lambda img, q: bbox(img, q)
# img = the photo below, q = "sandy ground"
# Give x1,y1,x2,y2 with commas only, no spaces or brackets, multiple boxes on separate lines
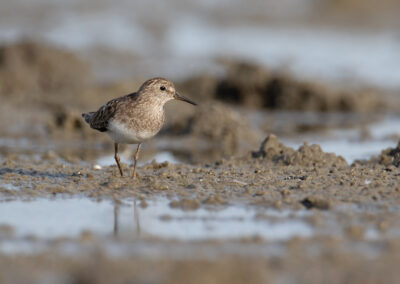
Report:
1,41,400,283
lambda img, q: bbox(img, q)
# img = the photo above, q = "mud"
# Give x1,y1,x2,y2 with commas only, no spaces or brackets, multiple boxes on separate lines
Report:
1,135,399,208
0,41,400,283
1,137,400,283
0,41,389,114
1,241,400,284
0,41,91,105
364,141,400,167
179,61,386,112
252,134,347,167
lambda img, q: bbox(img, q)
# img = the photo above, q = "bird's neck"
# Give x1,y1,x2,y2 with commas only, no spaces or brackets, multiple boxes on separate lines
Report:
134,96,165,120
137,95,168,111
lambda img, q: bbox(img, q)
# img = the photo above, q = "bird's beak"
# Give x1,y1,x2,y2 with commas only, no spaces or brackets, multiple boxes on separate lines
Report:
174,92,197,105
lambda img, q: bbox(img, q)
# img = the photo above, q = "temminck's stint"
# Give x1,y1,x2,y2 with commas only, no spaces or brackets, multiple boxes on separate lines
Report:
82,77,197,177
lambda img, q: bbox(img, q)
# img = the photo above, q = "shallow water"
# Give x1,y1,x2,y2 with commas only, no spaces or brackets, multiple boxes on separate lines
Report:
283,116,400,163
0,196,398,248
96,151,180,167
0,198,312,241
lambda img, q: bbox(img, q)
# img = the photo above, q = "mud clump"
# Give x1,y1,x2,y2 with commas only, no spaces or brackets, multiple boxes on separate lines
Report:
49,108,85,132
0,225,15,239
301,196,331,210
252,134,347,167
178,74,218,102
371,141,400,167
190,103,249,155
164,102,258,161
202,194,228,205
0,41,91,101
170,198,201,211
358,140,400,167
180,61,384,112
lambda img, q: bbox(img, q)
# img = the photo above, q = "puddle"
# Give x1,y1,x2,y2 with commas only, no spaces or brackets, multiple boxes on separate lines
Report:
0,197,399,259
138,205,313,241
0,199,114,238
0,198,312,241
283,139,395,164
1,197,397,243
0,183,20,191
283,116,400,163
96,151,180,167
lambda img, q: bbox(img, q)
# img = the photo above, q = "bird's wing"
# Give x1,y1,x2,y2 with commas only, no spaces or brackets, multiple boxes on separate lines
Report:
89,93,134,132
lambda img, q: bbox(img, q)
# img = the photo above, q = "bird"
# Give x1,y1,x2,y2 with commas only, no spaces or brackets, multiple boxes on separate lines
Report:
82,77,196,178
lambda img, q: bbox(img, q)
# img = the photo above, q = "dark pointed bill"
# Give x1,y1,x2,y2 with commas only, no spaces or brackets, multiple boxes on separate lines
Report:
174,92,197,105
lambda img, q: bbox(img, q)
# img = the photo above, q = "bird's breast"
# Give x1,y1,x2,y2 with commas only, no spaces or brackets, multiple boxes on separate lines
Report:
107,106,165,144
107,119,159,144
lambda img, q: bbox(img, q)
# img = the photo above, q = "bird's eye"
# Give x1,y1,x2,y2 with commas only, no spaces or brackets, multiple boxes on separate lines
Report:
160,86,166,91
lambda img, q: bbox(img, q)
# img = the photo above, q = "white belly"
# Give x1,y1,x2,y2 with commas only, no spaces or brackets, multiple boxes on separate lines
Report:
107,120,156,144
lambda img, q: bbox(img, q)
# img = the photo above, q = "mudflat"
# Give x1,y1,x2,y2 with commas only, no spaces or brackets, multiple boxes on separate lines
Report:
1,41,400,284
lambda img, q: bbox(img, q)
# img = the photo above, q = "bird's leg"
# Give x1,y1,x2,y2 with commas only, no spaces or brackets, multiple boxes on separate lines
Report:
132,143,142,178
114,143,124,177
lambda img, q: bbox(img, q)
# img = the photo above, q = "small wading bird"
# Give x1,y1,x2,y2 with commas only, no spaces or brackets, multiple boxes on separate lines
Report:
82,78,196,177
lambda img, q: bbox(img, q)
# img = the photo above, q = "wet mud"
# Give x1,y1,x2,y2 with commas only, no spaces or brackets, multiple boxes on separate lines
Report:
2,134,399,207
1,134,400,283
1,41,400,283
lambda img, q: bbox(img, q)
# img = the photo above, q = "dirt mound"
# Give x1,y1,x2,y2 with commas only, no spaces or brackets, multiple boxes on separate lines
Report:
190,103,248,145
161,102,259,162
252,134,347,167
179,61,384,112
0,41,91,100
47,107,86,133
367,141,400,167
183,103,256,156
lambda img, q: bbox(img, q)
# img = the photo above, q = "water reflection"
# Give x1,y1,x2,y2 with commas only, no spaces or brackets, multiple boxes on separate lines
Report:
0,197,314,241
133,199,141,237
113,199,141,238
1,196,398,245
113,202,119,237
0,196,399,256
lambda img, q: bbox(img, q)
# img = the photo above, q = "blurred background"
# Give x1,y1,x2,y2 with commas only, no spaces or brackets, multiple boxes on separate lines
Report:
1,0,400,165
0,0,399,161
1,1,400,283
1,0,400,86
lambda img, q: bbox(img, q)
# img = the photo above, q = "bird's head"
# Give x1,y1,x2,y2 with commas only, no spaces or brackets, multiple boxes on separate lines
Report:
138,77,197,106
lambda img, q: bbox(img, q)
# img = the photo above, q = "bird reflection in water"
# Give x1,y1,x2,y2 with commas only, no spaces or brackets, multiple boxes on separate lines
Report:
113,196,141,238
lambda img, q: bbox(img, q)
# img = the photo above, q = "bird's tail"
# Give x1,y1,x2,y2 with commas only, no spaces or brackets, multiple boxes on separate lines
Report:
82,112,95,124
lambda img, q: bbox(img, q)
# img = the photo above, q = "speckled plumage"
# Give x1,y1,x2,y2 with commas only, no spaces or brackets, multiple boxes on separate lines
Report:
82,77,196,177
83,91,165,143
